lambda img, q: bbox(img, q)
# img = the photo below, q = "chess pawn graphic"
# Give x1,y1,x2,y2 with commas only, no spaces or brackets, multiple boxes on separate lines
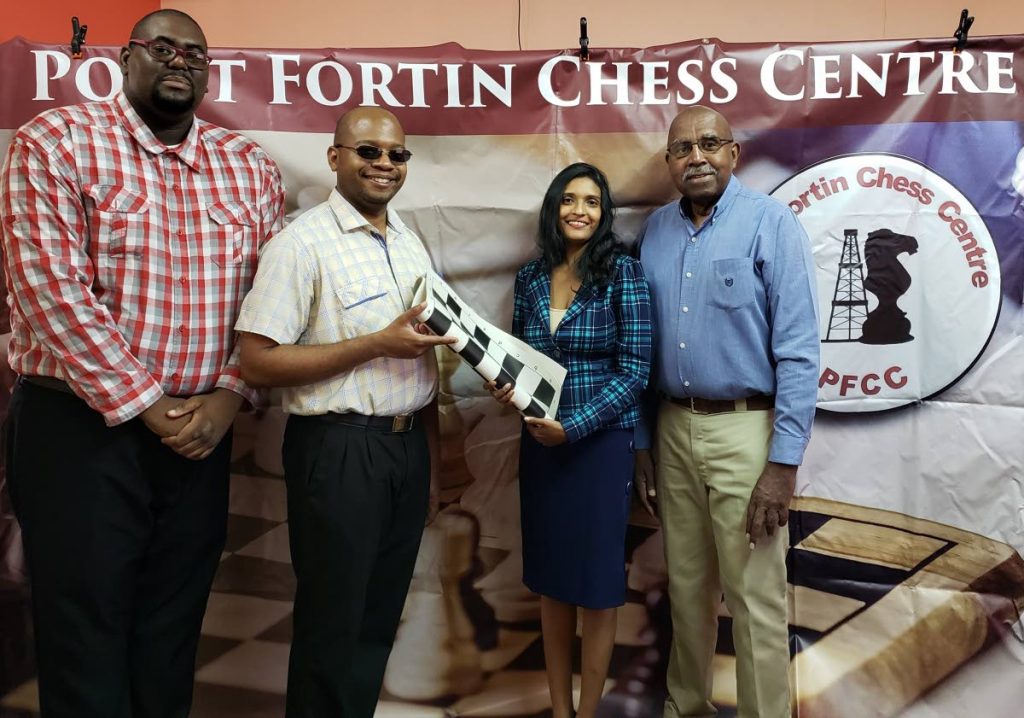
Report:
384,510,484,700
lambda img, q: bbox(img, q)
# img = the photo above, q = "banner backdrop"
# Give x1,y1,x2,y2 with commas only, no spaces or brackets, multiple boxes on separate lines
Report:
1,34,1023,718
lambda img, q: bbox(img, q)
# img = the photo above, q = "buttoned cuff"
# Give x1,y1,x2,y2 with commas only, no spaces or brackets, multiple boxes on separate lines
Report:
768,432,807,466
99,379,165,426
561,414,585,444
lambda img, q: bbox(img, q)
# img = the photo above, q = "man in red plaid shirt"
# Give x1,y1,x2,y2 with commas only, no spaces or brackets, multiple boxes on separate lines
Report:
0,9,284,717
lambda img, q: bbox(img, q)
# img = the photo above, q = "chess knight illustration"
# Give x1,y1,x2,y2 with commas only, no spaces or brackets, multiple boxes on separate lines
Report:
859,228,919,345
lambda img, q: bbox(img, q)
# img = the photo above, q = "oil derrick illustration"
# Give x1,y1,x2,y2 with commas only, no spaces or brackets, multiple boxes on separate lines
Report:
824,229,868,342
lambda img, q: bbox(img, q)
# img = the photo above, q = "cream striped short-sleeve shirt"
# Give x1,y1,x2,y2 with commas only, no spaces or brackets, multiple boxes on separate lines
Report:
236,189,438,416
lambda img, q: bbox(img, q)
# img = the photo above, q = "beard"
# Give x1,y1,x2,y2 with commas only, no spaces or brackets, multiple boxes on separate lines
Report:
150,82,197,114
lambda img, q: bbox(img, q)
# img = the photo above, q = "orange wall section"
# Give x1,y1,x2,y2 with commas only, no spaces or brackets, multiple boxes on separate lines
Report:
2,1,160,44
165,0,1024,49
5,2,1023,50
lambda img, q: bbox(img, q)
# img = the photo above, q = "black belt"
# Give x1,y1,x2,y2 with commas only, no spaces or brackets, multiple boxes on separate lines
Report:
317,411,416,433
21,375,74,394
662,393,775,414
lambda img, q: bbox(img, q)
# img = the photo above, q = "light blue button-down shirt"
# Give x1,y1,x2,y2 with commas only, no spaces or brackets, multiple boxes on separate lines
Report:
634,176,819,465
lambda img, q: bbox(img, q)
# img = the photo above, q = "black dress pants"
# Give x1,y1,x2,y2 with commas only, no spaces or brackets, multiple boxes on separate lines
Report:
282,413,430,718
5,379,230,718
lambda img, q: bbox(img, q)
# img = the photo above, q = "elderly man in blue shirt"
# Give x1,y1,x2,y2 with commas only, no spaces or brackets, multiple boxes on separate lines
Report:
634,106,819,718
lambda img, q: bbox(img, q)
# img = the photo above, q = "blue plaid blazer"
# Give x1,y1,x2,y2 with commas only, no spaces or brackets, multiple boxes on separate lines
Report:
513,254,652,443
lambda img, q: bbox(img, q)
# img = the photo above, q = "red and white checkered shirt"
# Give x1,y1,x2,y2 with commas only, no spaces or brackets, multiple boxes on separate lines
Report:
0,92,285,425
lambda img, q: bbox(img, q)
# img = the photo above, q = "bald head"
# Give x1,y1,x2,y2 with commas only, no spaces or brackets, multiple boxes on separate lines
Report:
665,106,739,215
328,107,409,226
334,107,404,146
668,106,731,144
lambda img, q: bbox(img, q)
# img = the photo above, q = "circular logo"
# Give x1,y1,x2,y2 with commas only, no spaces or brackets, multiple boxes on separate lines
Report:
771,153,1001,413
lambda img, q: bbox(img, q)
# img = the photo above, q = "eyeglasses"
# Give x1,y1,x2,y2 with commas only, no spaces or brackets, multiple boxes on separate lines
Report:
332,144,413,164
129,39,211,70
667,137,734,159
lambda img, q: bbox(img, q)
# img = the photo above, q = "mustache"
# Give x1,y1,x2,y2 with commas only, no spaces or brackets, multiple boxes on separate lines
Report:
684,164,717,179
161,71,193,86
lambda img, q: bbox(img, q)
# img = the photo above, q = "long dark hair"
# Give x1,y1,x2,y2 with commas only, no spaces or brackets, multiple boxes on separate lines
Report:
537,162,621,287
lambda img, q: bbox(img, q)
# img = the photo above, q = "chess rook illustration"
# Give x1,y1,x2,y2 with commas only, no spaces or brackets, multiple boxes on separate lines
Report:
859,228,919,345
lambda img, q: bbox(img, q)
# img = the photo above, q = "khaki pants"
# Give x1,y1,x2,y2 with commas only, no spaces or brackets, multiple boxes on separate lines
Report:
656,401,790,718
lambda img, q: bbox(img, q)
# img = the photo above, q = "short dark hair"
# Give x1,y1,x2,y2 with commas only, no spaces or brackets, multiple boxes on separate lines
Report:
537,162,621,287
129,9,204,44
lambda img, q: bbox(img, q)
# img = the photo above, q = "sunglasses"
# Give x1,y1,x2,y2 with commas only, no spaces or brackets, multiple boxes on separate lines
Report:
333,144,413,164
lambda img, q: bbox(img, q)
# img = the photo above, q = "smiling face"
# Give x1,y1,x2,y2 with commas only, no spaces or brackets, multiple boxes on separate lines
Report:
120,12,209,120
328,108,408,220
558,176,602,246
666,107,740,213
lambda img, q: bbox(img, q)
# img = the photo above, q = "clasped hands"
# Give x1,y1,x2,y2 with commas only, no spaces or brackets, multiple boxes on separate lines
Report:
140,388,244,460
483,380,567,447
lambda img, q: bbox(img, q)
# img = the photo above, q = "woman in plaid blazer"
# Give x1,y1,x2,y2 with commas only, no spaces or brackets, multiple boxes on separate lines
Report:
487,162,652,718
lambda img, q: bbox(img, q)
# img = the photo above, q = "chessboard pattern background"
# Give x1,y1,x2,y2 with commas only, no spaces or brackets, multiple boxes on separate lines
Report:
2,407,1024,717
0,410,684,718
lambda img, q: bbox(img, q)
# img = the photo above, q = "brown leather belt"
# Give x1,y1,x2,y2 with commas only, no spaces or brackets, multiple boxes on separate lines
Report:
21,375,74,394
662,393,775,414
319,411,416,433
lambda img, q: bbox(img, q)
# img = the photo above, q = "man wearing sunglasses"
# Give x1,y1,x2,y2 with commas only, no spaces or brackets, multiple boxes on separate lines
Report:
633,106,819,718
236,106,455,718
0,9,284,717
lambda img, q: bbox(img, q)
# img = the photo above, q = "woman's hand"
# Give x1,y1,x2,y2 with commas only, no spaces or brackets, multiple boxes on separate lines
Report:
523,417,567,447
483,380,515,405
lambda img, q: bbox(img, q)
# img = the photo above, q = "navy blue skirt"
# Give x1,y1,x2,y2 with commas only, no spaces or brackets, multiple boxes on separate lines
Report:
518,427,633,609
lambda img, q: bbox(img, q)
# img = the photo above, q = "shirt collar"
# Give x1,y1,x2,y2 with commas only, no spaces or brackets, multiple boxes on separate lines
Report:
114,92,204,171
327,188,410,239
678,174,741,225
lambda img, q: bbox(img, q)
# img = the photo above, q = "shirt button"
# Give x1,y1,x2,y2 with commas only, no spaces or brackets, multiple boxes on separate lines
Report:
178,325,186,333
179,277,186,285
689,237,697,243
682,306,689,313
679,342,686,349
171,372,181,381
684,380,690,387
685,272,693,278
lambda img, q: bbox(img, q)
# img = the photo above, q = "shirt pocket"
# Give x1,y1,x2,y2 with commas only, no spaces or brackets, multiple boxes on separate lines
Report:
86,184,149,260
709,257,756,310
337,276,391,334
205,201,258,269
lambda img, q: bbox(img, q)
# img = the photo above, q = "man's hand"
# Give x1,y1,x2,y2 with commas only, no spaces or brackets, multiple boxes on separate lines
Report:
633,448,658,517
745,461,797,547
161,389,244,460
139,395,192,439
522,417,567,447
376,304,457,359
